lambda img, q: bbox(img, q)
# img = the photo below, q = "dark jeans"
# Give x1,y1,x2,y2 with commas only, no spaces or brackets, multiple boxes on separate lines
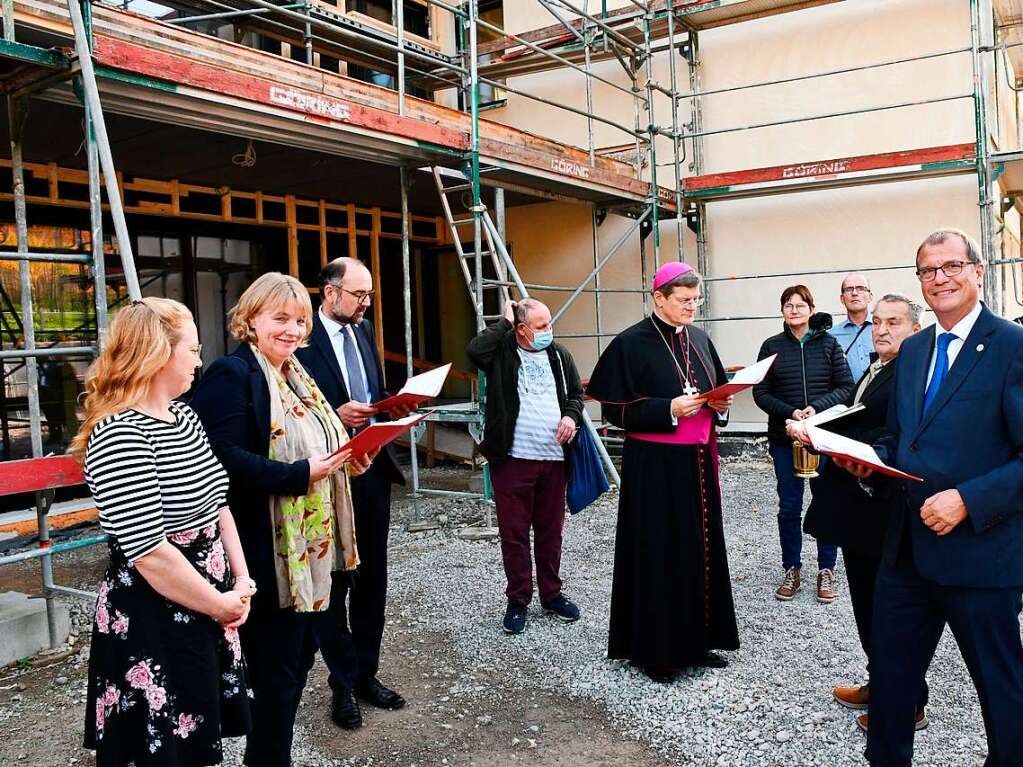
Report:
241,599,333,767
768,438,837,572
316,459,393,691
844,548,927,708
866,553,1023,767
490,457,567,606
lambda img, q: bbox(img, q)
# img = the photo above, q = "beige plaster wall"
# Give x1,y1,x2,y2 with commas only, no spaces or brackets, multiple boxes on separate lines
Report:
491,0,1007,431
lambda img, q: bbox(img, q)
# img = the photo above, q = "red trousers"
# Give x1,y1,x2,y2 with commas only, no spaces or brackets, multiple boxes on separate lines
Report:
490,457,567,606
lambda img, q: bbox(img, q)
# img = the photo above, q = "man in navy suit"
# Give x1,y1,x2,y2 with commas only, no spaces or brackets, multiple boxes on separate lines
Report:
296,257,409,730
838,229,1023,766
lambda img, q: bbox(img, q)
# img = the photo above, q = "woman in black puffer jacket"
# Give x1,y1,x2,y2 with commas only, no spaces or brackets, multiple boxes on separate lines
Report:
753,284,854,605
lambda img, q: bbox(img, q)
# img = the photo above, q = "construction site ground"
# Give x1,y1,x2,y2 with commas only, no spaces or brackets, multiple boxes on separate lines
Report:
0,459,995,767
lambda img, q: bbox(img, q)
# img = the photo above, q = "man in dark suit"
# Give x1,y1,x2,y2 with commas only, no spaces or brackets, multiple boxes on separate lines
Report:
838,229,1023,767
794,293,925,726
295,257,409,730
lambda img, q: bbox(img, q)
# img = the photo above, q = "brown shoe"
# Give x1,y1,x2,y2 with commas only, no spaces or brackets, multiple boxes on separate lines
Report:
817,569,837,604
856,708,929,733
775,567,801,601
833,684,869,710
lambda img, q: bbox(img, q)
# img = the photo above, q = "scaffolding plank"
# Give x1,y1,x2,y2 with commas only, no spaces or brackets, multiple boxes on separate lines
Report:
0,455,83,496
0,36,68,68
993,149,1023,208
12,0,676,208
474,0,842,79
684,144,977,202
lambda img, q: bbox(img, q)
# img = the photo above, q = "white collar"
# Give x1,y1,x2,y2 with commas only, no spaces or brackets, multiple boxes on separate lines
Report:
936,301,982,341
652,309,685,334
319,307,349,336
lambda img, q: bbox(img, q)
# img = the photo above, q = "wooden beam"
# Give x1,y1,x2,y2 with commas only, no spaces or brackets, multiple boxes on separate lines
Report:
285,194,299,277
347,203,358,259
370,208,384,367
0,456,83,496
319,199,328,267
684,144,977,193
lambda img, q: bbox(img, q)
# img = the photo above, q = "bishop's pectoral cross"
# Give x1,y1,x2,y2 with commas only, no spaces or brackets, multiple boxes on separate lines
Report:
683,381,700,397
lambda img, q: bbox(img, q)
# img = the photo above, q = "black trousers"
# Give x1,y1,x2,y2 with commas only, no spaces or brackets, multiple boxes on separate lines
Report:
866,554,1023,767
844,548,928,708
315,459,393,690
241,600,337,767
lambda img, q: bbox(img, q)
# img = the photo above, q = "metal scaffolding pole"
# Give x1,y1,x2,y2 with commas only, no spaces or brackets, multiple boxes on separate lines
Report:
972,0,999,310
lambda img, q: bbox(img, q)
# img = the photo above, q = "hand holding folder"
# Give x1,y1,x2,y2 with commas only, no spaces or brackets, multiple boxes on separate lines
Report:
702,354,777,400
332,412,430,461
804,424,923,482
372,363,452,415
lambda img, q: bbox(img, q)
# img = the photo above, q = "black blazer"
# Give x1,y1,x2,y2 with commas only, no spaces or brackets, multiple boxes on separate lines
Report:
294,313,405,486
189,343,311,610
803,359,897,559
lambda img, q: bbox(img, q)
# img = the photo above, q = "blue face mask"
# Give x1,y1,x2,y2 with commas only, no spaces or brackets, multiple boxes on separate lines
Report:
529,328,554,351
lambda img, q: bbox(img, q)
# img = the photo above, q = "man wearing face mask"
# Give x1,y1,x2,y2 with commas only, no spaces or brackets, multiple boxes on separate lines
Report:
466,298,585,634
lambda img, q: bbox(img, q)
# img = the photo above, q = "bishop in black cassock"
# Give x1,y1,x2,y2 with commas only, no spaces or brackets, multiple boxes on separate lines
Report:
587,263,739,679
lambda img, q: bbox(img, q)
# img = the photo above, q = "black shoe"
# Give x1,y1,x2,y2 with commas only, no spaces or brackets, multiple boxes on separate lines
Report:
542,594,581,623
331,687,363,730
355,676,406,710
643,666,679,684
695,651,728,669
503,602,528,634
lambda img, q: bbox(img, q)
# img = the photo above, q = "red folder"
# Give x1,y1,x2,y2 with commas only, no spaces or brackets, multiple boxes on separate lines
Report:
804,424,923,482
371,363,452,413
812,447,924,482
332,413,430,460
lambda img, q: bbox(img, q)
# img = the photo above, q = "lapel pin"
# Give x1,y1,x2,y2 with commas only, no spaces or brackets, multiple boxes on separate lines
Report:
977,344,985,352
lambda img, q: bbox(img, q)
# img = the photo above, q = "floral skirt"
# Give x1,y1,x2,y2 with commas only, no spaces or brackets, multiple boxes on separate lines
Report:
84,523,251,766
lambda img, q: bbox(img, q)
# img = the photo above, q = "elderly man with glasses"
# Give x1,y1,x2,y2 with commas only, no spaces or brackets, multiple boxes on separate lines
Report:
296,257,411,731
830,274,875,381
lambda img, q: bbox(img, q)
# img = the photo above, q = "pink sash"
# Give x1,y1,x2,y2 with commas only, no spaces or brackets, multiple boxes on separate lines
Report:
628,408,712,445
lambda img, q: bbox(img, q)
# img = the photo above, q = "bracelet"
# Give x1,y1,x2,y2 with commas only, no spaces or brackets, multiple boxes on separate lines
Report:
233,575,256,590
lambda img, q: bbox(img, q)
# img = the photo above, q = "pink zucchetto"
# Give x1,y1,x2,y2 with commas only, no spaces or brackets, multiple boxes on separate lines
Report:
652,261,694,291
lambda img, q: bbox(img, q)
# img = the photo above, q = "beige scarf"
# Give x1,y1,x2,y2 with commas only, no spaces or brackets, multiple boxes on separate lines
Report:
251,344,359,612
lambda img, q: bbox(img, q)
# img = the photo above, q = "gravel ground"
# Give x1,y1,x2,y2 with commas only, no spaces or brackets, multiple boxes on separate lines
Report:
0,458,1002,766
386,458,992,767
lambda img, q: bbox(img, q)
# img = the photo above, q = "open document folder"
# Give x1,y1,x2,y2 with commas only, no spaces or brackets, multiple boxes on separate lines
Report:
331,412,430,461
371,363,452,413
801,403,866,427
804,424,923,482
702,354,777,400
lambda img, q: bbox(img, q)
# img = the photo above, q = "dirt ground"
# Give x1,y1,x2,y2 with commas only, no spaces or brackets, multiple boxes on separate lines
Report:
0,470,667,767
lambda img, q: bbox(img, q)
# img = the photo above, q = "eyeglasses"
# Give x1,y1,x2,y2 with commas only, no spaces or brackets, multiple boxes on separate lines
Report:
783,303,810,312
841,286,871,295
674,297,704,309
915,260,975,282
328,282,374,304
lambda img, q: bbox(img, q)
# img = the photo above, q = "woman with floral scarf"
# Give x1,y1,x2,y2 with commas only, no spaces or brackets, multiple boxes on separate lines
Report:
191,273,374,767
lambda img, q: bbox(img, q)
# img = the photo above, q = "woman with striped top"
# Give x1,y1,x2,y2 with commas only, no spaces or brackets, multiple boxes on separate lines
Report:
71,297,255,766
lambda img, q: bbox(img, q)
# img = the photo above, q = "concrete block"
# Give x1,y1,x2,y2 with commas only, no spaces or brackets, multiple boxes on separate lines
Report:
0,591,71,667
454,526,499,542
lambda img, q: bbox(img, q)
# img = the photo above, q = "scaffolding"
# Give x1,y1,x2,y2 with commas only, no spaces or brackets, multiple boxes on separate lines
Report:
1,0,1023,625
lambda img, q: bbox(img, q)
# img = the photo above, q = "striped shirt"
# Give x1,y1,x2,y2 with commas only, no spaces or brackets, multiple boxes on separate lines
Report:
510,348,563,461
84,401,229,563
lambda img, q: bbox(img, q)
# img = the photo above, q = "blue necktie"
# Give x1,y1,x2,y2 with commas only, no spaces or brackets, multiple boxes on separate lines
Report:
922,332,956,415
341,326,370,405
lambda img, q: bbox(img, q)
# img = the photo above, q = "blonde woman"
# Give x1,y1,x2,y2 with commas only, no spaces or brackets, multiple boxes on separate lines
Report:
190,272,373,767
73,297,254,766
